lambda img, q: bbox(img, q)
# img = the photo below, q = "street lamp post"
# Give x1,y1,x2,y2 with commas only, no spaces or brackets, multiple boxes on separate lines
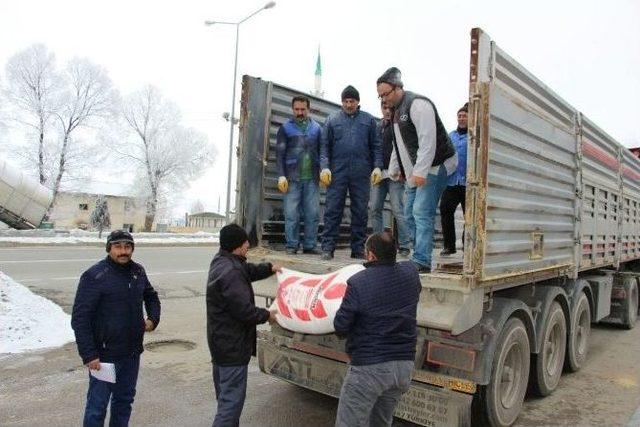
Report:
205,1,276,223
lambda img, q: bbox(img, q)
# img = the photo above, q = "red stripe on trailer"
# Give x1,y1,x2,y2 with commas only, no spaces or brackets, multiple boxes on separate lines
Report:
583,140,619,170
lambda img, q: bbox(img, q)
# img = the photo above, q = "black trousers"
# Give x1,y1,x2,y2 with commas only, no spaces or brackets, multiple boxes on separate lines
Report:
439,185,466,251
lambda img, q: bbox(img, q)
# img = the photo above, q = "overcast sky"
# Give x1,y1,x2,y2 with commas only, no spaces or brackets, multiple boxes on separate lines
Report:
1,0,639,216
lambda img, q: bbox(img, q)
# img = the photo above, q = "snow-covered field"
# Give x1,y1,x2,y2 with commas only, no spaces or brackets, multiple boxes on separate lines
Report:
0,229,219,245
0,271,75,353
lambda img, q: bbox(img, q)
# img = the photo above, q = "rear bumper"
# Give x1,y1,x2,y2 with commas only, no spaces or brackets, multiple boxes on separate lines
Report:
258,337,472,427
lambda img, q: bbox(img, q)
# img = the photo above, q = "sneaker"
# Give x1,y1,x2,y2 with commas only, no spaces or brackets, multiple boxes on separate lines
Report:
398,248,411,258
302,248,322,255
412,261,431,274
321,251,334,260
285,248,297,255
440,248,456,256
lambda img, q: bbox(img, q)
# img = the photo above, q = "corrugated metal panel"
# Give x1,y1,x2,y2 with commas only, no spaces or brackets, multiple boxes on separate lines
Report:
237,75,391,246
0,158,52,229
480,45,577,279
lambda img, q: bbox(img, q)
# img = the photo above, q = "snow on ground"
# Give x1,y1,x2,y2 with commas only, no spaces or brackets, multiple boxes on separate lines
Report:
0,229,219,245
0,271,75,353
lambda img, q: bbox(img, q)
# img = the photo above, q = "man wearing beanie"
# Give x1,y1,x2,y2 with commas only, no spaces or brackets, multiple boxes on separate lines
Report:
72,230,161,426
376,67,458,273
440,103,469,256
319,85,383,260
206,223,280,426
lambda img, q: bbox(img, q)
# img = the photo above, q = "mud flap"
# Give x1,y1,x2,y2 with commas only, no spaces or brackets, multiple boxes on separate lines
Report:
258,339,472,427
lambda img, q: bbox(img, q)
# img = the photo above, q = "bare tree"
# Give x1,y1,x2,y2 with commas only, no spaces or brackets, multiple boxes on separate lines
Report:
3,44,60,184
190,199,205,214
118,85,214,231
90,195,111,238
46,58,119,218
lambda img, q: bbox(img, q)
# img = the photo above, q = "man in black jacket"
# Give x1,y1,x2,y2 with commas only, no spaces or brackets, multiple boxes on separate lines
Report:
206,224,279,426
334,232,421,427
71,230,161,427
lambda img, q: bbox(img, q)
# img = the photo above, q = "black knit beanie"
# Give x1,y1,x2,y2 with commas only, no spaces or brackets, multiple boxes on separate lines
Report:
458,102,469,114
341,85,360,101
376,67,403,88
220,223,249,252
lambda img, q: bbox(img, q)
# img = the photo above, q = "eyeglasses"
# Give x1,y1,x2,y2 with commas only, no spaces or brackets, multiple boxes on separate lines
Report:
378,87,395,100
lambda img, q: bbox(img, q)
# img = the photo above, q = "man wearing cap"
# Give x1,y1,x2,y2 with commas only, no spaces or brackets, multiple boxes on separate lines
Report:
440,103,469,256
376,67,457,273
71,230,161,426
319,85,383,260
206,223,280,426
276,95,322,255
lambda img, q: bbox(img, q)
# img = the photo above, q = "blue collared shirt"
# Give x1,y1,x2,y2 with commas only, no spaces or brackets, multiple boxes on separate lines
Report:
447,129,468,186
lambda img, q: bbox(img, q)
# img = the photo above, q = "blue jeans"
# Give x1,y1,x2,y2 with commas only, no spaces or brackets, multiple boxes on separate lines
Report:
370,179,411,250
284,179,320,250
335,360,414,427
212,364,248,427
83,355,140,427
405,165,449,268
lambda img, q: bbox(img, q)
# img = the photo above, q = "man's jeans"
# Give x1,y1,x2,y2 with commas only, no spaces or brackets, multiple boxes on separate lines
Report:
284,179,320,251
212,364,248,427
369,178,411,250
335,360,414,427
405,165,449,268
83,354,140,427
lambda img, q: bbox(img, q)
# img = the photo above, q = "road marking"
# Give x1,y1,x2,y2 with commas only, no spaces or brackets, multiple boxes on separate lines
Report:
0,258,97,264
15,269,207,283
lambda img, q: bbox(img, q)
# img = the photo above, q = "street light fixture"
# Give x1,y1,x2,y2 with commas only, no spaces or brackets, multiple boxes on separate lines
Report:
205,1,276,223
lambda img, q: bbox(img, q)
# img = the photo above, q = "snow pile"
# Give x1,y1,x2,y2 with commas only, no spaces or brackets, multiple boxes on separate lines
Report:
0,271,75,353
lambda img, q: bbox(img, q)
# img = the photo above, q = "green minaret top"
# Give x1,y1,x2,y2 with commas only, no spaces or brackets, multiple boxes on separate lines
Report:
315,47,322,76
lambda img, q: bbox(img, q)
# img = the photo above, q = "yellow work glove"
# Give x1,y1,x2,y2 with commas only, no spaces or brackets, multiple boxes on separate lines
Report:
277,176,288,193
320,169,332,186
371,167,382,185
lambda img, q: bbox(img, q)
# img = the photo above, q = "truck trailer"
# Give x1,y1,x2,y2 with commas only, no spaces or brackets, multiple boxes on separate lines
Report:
238,28,640,426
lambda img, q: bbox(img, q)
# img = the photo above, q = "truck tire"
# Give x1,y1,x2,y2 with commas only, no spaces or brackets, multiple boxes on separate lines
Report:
565,292,590,372
531,301,566,396
475,317,530,427
622,277,638,330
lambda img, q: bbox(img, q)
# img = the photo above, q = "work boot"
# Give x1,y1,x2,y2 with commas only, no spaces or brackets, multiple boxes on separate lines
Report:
350,252,365,260
321,251,334,260
302,248,322,255
412,261,431,274
440,248,456,256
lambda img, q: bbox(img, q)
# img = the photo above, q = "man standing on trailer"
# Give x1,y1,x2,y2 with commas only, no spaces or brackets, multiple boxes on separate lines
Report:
319,85,383,260
377,67,457,273
276,95,323,255
439,102,469,256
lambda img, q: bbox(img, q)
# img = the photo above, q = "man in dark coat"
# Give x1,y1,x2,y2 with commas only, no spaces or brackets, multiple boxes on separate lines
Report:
333,231,421,426
206,223,280,426
71,230,161,427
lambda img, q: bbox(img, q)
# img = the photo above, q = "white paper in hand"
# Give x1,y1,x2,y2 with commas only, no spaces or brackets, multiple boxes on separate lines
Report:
90,363,116,383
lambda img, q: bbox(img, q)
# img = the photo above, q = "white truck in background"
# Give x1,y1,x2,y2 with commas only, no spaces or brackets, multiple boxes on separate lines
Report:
0,157,53,229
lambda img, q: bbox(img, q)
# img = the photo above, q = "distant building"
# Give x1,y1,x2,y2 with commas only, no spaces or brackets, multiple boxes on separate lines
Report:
187,212,226,232
49,190,146,232
311,46,324,98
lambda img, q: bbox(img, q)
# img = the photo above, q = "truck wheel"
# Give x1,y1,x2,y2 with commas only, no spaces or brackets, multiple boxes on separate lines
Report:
476,317,530,427
622,278,638,330
531,301,566,396
565,292,590,372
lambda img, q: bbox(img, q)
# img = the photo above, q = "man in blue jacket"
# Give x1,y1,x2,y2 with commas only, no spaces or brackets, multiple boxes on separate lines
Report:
276,95,322,255
440,103,469,256
71,230,161,427
334,232,421,426
320,85,383,260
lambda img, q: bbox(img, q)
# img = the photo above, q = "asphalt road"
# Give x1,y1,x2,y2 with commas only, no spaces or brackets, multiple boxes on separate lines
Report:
1,246,640,426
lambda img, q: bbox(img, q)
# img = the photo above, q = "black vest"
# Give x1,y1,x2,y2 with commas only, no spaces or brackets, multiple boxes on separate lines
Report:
393,91,454,167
